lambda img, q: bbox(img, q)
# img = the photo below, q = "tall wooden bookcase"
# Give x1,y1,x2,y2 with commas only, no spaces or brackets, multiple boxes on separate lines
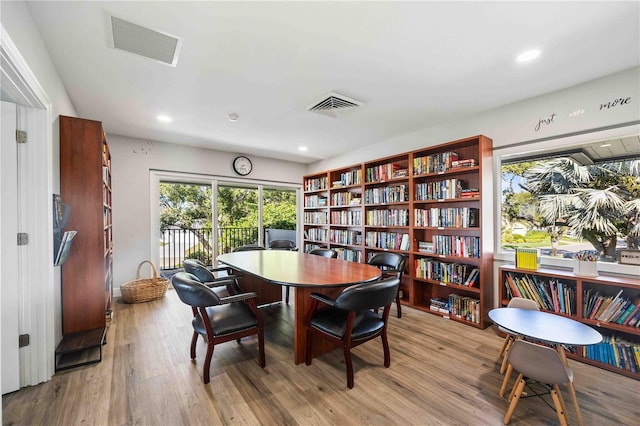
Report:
303,135,494,328
56,115,113,370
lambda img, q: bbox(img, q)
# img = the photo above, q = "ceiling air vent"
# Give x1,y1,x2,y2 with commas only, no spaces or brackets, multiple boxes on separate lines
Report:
307,92,363,118
110,16,181,66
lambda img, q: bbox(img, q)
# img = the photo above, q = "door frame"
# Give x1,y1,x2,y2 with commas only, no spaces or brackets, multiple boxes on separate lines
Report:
1,25,55,386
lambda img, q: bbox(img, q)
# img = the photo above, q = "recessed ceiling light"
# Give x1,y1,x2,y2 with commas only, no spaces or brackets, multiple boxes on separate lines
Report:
600,143,612,148
157,115,172,122
516,49,541,63
298,146,308,152
228,113,239,122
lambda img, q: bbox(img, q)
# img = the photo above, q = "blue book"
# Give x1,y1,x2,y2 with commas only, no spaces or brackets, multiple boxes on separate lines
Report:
558,281,565,313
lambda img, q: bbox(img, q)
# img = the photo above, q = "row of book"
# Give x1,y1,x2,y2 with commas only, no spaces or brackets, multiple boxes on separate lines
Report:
365,162,405,183
414,259,479,287
365,209,410,227
331,210,362,226
330,229,362,245
304,176,328,192
364,184,409,204
582,335,639,373
304,211,328,225
333,170,362,187
413,151,459,175
335,248,363,263
414,207,479,228
432,235,481,258
583,289,640,327
415,179,463,201
330,192,360,206
364,232,410,251
450,294,481,324
304,228,328,242
515,248,539,270
304,195,327,207
503,272,576,315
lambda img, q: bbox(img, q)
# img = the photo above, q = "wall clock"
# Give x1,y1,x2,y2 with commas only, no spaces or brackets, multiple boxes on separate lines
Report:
232,156,253,176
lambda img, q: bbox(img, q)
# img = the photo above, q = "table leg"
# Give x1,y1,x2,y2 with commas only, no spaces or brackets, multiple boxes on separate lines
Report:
293,286,342,364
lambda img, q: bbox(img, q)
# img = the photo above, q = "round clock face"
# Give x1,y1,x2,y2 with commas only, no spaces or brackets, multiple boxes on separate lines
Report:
233,156,253,176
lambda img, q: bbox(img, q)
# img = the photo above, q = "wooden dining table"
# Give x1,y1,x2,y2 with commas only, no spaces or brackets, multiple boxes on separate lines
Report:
218,250,382,364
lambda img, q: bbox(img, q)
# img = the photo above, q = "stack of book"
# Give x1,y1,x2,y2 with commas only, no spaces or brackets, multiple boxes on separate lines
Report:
451,158,477,168
418,241,434,253
460,188,479,198
429,297,450,314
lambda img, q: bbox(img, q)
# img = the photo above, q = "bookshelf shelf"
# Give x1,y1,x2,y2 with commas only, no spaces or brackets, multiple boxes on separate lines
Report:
303,135,493,329
499,265,640,380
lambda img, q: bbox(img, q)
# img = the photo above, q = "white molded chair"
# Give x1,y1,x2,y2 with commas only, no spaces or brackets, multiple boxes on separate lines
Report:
503,340,578,426
498,297,539,374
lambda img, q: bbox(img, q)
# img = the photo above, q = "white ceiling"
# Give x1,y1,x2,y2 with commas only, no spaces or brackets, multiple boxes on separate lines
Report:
25,1,640,164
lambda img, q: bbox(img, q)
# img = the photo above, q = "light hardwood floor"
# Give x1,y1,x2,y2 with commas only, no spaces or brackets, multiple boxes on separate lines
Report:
3,288,639,425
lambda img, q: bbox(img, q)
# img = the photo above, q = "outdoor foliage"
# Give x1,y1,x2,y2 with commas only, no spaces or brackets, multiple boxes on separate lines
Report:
502,157,640,260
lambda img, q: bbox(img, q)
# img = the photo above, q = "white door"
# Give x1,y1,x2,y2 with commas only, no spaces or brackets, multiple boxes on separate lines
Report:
1,101,21,394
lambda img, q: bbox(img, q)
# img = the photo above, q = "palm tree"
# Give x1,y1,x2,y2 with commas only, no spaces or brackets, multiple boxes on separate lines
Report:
522,157,640,260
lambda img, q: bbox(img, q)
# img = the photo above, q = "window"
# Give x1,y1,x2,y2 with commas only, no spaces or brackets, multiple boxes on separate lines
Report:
498,132,640,265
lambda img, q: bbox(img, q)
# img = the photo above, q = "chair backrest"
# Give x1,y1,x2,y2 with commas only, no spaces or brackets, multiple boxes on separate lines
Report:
269,239,296,250
508,340,571,385
507,297,540,311
233,244,266,252
183,259,215,283
367,252,407,278
308,248,338,258
335,278,400,312
171,272,221,307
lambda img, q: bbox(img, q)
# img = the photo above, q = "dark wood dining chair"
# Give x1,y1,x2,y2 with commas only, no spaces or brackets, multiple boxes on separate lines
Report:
232,244,266,252
367,252,407,318
183,258,241,297
305,277,400,389
308,248,338,258
171,272,265,384
268,239,297,304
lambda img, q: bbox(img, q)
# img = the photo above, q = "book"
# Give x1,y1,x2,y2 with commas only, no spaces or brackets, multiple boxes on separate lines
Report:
54,230,77,266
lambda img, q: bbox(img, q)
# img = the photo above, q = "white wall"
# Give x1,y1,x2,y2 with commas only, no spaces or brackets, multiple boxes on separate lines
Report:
1,1,77,348
107,135,306,291
309,66,640,172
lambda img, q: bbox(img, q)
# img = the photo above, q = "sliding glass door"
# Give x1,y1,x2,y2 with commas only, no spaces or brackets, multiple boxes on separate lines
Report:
157,174,299,270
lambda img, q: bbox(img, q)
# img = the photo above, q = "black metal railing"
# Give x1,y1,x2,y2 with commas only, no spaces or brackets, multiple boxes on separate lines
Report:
159,227,258,270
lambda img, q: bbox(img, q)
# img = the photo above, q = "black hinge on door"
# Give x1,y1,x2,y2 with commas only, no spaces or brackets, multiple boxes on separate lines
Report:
17,233,28,245
19,334,30,348
16,129,27,144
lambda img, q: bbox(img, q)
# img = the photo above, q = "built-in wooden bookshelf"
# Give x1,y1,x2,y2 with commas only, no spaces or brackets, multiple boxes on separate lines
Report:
303,135,494,328
499,265,640,380
56,115,113,371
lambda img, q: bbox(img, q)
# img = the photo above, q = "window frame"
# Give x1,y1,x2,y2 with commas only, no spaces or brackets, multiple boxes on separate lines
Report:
493,123,640,276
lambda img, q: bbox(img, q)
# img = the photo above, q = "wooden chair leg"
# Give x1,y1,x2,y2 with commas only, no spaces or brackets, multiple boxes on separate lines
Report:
203,342,215,384
498,335,510,358
499,363,513,397
500,337,514,374
190,332,199,359
285,286,290,304
395,291,402,318
551,385,568,426
508,373,523,402
566,381,583,426
344,344,354,389
504,376,526,424
382,330,391,367
257,326,266,368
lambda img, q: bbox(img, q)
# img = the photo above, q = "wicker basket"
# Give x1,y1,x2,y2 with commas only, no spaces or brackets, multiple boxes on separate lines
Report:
121,260,169,303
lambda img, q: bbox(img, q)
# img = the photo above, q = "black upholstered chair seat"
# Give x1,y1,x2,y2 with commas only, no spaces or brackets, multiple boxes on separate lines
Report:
310,309,383,340
193,303,259,337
